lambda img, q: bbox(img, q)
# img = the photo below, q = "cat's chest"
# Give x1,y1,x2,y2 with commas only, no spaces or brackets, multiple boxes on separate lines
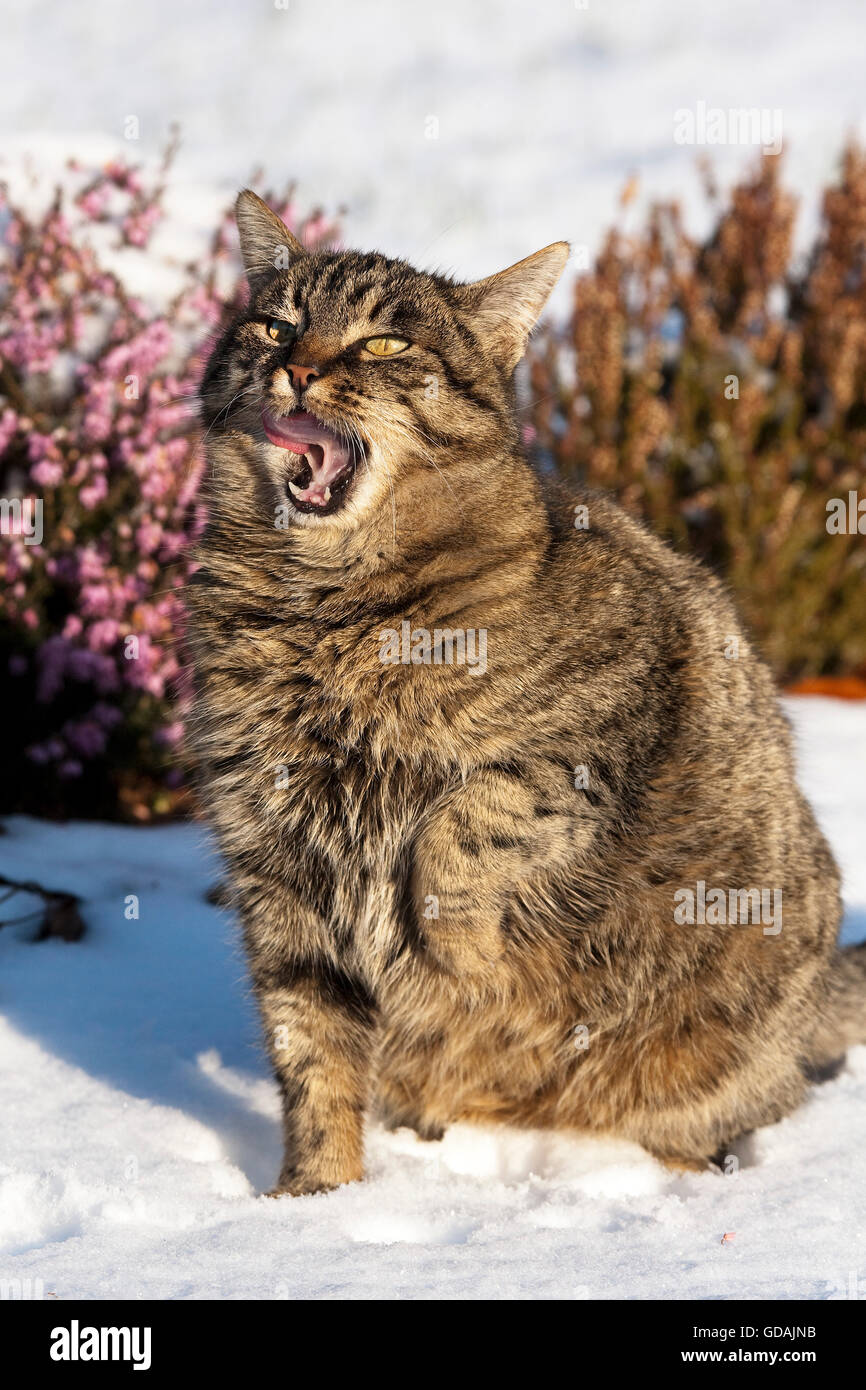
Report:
241,625,466,772
206,624,458,873
258,713,440,885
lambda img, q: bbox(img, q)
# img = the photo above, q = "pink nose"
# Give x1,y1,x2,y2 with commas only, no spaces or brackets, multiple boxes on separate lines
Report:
286,363,320,390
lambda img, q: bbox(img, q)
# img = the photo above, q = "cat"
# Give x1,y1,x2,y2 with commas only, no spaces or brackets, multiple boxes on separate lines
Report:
187,189,865,1195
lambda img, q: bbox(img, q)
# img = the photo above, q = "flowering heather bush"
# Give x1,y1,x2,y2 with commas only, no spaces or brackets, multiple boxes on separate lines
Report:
527,147,866,683
0,150,337,820
2,146,862,823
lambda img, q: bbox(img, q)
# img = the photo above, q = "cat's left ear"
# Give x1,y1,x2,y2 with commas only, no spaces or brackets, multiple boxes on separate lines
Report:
456,242,570,370
235,189,306,282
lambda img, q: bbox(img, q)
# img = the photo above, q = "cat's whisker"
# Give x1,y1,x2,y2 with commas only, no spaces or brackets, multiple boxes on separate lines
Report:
201,381,261,473
377,448,399,555
158,393,206,408
521,387,566,414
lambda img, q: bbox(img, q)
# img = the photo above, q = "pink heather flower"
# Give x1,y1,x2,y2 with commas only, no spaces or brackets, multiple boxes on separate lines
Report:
80,474,108,509
158,532,186,560
78,188,109,218
0,408,19,454
82,407,113,442
136,522,163,553
303,214,330,245
78,547,106,581
31,459,64,487
0,154,338,814
86,619,120,650
27,432,59,462
70,453,91,485
164,437,189,464
141,471,171,501
122,204,162,248
81,584,113,618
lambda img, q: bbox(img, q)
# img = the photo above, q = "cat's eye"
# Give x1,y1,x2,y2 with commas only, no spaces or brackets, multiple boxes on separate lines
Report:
266,318,297,344
364,336,410,357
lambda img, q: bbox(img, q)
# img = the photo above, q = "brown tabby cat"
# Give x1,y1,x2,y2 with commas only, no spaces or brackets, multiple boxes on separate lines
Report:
187,190,865,1196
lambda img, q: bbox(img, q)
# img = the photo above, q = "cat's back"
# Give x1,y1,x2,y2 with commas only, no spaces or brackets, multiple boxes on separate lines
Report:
532,483,832,882
540,482,785,741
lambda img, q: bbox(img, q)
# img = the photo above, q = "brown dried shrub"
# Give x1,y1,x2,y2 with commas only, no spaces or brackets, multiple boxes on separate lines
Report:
527,147,866,682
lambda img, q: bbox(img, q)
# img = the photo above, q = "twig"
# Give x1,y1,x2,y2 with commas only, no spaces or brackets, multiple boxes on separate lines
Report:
0,873,86,941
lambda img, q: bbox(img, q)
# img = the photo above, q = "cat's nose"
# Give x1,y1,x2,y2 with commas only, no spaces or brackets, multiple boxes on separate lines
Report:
286,363,320,390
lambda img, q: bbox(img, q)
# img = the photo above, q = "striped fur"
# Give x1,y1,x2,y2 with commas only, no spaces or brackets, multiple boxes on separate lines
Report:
186,192,861,1195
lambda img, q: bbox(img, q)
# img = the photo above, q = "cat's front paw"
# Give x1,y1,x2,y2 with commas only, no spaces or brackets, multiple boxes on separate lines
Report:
265,1176,340,1198
265,1181,331,1199
266,1157,364,1198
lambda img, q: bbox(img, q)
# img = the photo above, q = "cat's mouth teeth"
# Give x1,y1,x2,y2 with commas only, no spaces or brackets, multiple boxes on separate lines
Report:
262,408,359,515
285,452,354,510
288,475,331,505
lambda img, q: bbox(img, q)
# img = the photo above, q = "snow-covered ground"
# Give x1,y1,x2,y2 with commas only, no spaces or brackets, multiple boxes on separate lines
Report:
2,0,866,308
2,2,865,1300
0,696,864,1301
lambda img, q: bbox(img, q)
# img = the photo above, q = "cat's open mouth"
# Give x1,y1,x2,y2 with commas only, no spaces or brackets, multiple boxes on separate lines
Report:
262,408,362,515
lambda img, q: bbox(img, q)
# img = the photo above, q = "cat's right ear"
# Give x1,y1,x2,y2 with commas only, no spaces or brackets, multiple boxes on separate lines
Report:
235,190,306,283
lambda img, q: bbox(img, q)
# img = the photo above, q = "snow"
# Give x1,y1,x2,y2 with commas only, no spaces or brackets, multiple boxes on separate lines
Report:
2,0,866,311
1,696,864,1300
3,1,866,1298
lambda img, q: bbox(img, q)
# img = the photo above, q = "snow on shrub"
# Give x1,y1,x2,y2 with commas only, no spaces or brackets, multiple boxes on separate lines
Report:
0,146,338,820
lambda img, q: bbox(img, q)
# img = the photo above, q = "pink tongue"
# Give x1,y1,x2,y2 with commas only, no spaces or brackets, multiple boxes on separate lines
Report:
262,409,353,506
